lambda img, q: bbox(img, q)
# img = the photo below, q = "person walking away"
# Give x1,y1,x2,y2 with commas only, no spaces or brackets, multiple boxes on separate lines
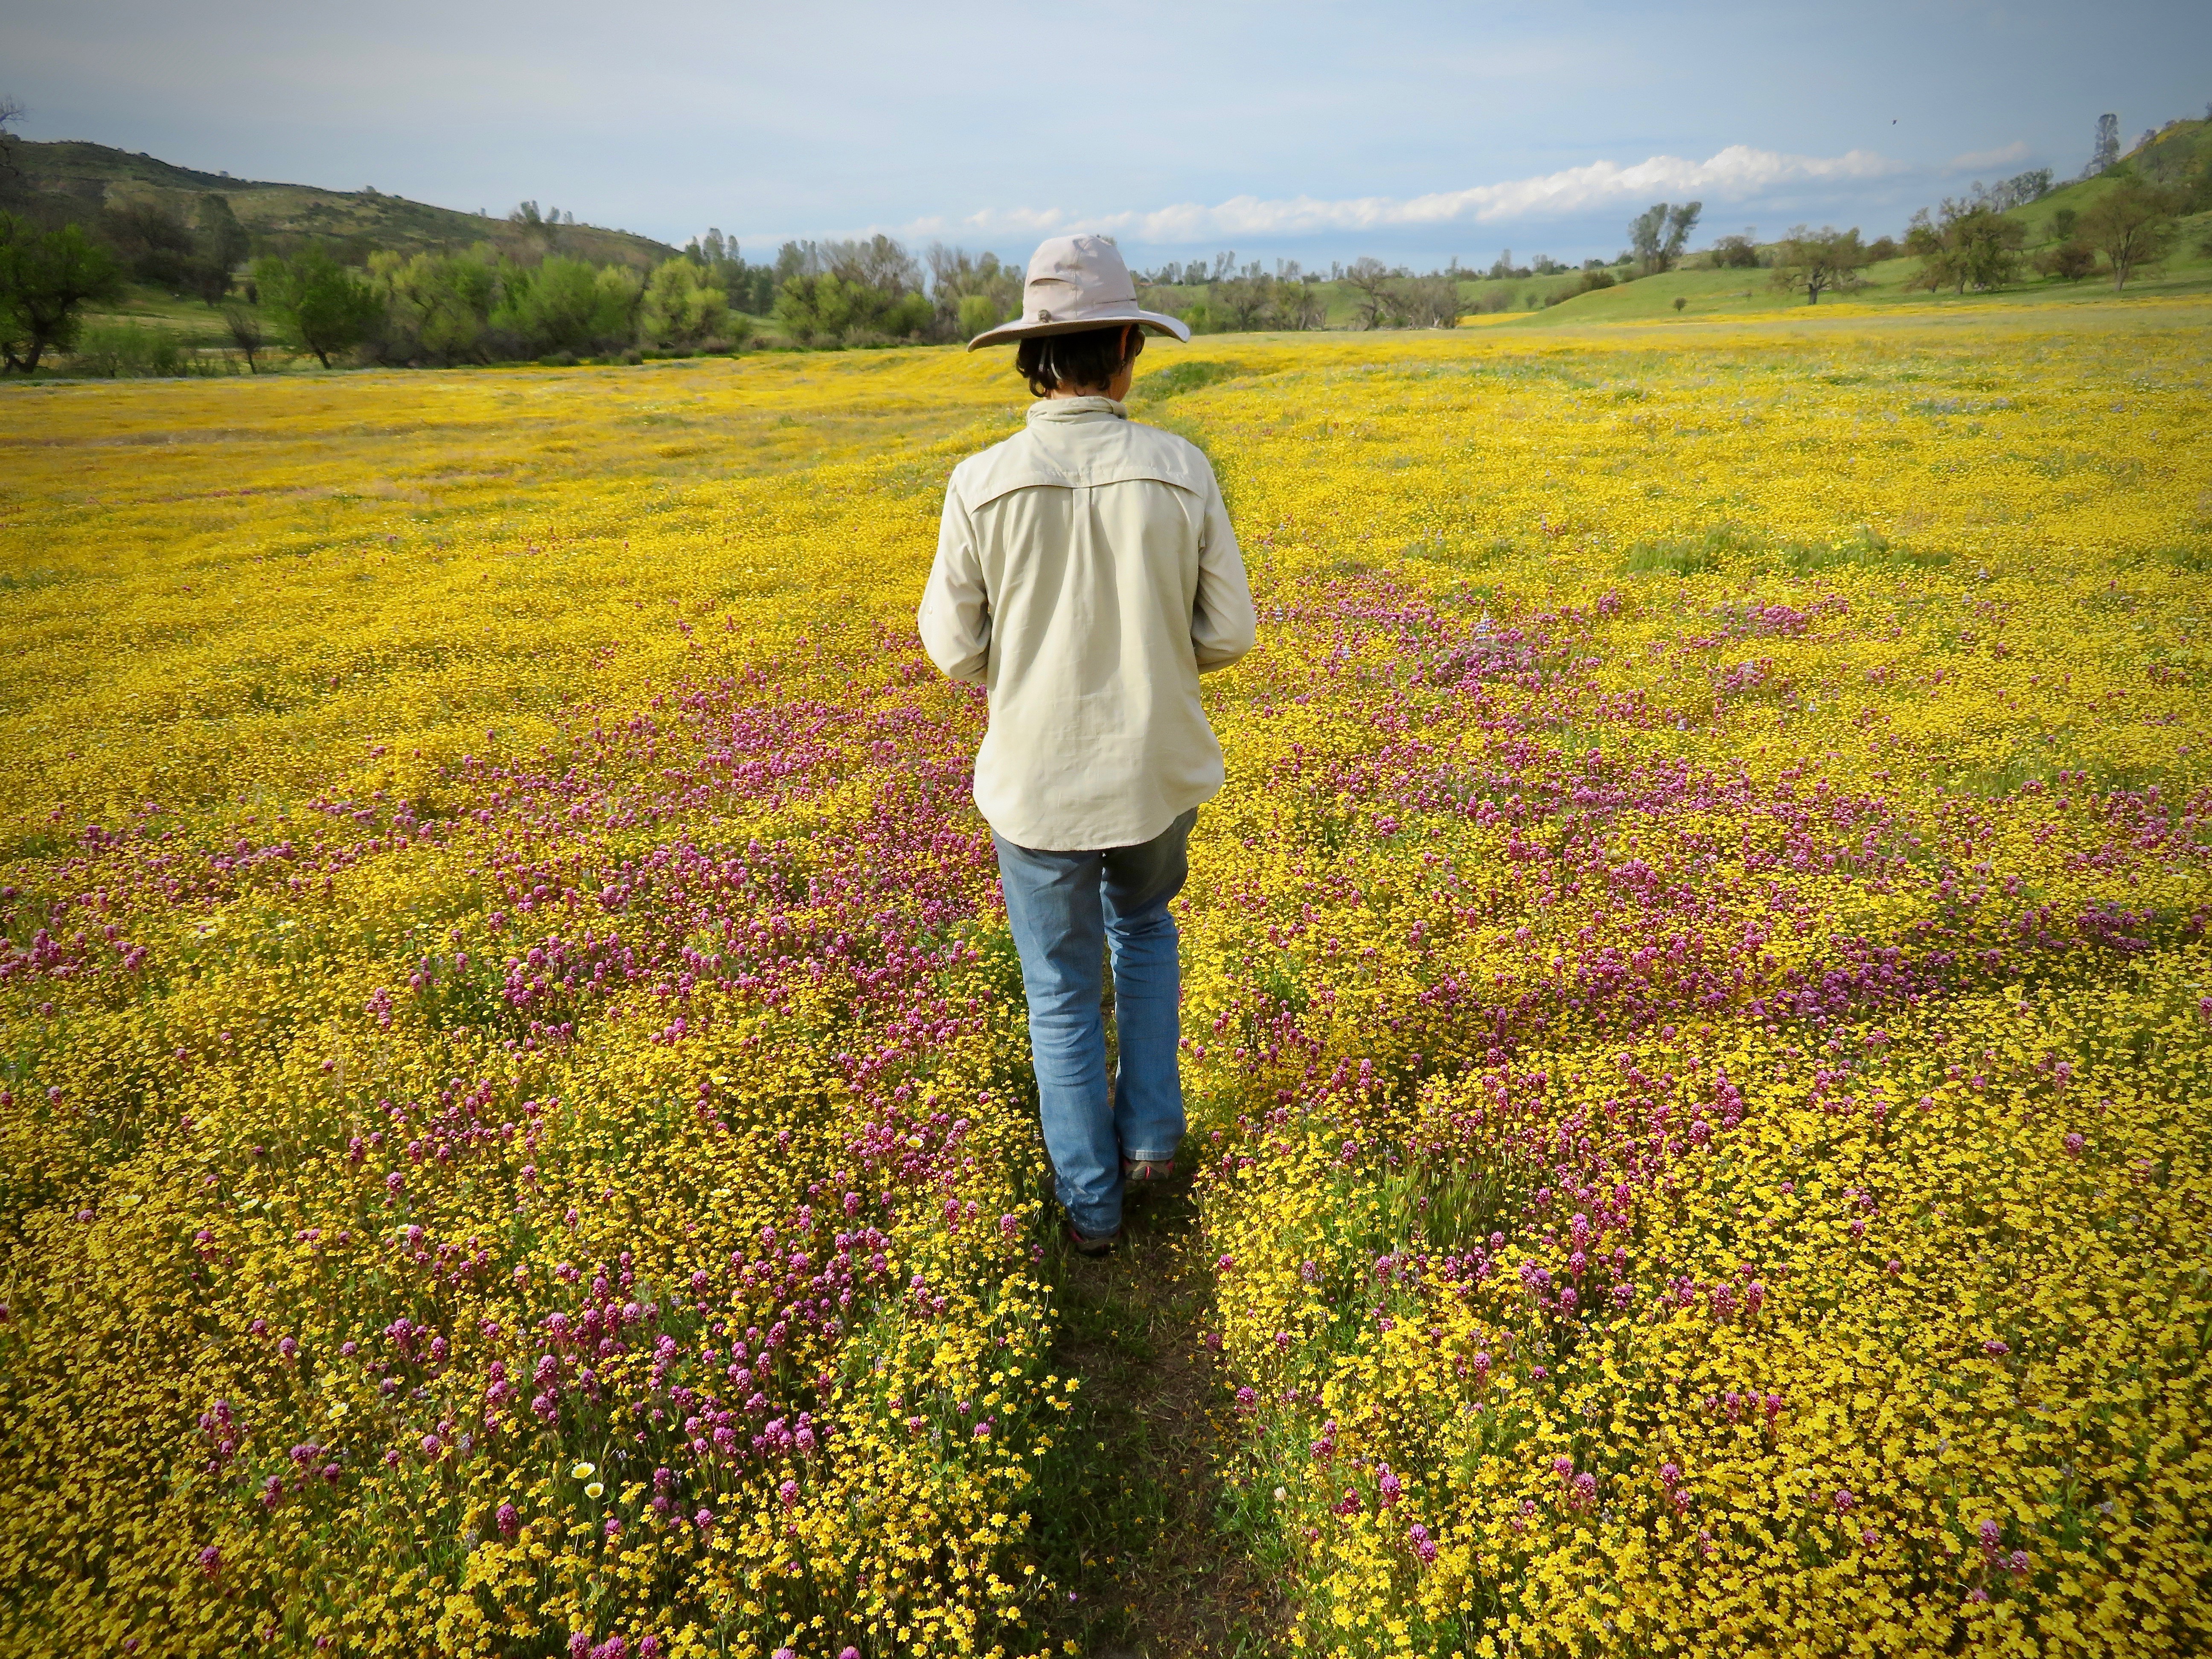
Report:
917,234,1257,1256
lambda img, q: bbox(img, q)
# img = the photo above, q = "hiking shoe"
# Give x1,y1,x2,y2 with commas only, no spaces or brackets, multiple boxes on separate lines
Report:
1121,1156,1175,1185
1066,1221,1119,1257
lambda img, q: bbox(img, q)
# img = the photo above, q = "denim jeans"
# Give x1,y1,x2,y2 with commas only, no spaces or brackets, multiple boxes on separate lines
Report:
992,808,1196,1239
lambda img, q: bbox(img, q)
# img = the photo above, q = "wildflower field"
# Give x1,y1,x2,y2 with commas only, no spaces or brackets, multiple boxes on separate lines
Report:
2,301,2209,1659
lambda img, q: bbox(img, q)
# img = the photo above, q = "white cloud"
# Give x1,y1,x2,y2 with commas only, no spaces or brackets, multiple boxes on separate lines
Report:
895,144,1912,247
1944,140,2033,172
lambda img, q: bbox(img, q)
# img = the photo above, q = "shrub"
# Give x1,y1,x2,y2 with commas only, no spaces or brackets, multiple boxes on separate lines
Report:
492,259,643,358
2035,240,2098,282
956,292,1007,340
70,322,183,377
640,259,742,352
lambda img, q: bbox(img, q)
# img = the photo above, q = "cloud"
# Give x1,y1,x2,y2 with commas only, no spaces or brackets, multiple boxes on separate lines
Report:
896,144,1913,247
1944,140,2033,172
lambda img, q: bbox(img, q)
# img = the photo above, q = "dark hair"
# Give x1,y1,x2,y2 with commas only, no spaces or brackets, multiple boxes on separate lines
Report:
1015,325,1143,398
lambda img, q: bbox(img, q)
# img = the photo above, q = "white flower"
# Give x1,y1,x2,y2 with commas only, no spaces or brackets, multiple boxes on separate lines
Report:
570,1461,596,1480
585,1481,604,1499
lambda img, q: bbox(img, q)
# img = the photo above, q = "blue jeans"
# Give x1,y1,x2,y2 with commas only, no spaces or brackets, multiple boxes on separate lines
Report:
993,809,1195,1239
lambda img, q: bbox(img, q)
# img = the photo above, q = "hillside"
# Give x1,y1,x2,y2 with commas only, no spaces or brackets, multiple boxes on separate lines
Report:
9,139,678,268
1492,129,2212,329
2002,115,2210,242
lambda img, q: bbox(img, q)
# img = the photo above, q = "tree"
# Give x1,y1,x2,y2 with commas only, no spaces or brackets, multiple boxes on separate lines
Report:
220,305,267,371
955,293,1004,340
927,244,1022,341
771,233,930,346
773,271,928,346
773,241,819,288
1629,201,1701,274
1213,272,1275,331
2050,206,2078,242
0,95,24,190
1903,199,2025,294
1710,233,1761,269
825,234,923,298
688,228,778,316
253,247,384,367
774,273,862,345
0,215,124,372
505,201,565,260
1399,274,1463,329
2033,241,2097,282
192,194,250,305
2082,113,2119,179
1768,225,1868,304
1270,276,1326,331
1342,256,1399,329
105,197,198,288
640,256,737,349
366,248,499,364
1970,169,2052,212
491,257,641,357
2077,178,2179,290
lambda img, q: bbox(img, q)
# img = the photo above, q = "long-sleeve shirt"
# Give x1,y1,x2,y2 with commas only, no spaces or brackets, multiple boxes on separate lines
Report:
917,395,1258,852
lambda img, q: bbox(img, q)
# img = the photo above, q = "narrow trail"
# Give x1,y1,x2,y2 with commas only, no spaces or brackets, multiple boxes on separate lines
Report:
1036,1178,1287,1657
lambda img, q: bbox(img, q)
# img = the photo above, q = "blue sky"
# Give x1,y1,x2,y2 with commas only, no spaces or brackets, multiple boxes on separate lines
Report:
9,0,2208,270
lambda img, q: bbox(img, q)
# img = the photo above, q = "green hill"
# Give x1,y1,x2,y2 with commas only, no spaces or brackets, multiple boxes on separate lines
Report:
9,139,678,269
2004,117,2211,242
1491,129,2212,329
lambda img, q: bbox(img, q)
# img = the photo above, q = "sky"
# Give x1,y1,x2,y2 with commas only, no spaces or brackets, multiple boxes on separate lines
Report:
8,0,2209,271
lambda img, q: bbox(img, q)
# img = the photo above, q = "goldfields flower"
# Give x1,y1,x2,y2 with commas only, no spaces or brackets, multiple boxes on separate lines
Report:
1,313,2205,1659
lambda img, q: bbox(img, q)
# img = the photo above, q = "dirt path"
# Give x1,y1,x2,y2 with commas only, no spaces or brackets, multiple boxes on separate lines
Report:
1034,1177,1286,1657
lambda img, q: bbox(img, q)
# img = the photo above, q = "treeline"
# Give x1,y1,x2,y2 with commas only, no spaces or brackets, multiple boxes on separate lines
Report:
228,234,1033,368
0,207,1037,373
1135,253,1489,330
0,103,1042,373
1131,256,1329,331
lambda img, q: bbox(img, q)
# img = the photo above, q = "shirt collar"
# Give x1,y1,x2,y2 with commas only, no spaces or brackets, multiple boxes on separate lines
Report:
1027,395,1127,424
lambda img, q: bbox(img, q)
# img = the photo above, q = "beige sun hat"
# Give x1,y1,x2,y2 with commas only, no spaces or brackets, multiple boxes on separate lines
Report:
966,233,1192,350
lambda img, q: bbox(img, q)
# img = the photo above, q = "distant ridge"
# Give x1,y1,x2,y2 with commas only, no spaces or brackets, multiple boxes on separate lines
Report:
11,139,680,268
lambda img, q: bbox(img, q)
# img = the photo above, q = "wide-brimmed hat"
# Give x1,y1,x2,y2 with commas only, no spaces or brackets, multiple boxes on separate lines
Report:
967,234,1191,350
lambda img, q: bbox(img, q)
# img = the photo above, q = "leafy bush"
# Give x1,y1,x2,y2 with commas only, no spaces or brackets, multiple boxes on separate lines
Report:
491,258,643,358
67,322,234,378
366,250,501,364
773,272,929,346
640,259,743,352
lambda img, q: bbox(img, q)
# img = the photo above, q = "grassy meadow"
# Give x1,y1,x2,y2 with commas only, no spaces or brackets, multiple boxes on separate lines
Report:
2,302,2208,1658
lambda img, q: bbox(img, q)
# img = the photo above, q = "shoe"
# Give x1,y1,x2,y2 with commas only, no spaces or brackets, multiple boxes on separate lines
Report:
1121,1156,1175,1185
1066,1221,1119,1257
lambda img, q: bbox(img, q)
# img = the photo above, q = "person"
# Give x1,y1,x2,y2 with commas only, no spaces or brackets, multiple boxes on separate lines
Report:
917,234,1258,1256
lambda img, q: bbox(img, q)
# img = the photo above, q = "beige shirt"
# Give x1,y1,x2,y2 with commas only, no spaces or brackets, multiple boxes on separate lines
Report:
918,396,1258,851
